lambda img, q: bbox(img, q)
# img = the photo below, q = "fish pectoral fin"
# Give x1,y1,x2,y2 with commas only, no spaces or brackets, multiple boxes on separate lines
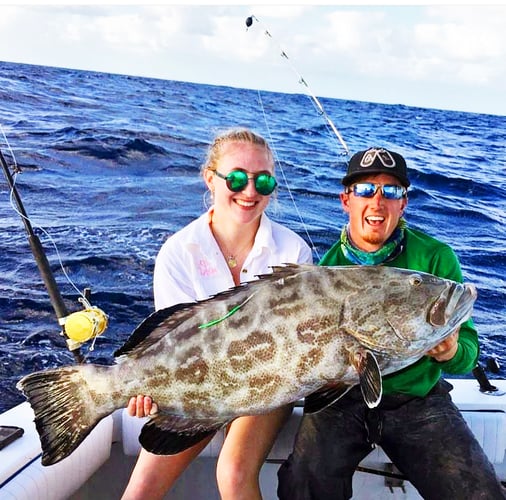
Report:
139,414,228,455
354,349,382,409
303,383,353,414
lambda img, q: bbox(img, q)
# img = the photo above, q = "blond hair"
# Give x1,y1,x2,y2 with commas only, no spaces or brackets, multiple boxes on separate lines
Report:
202,128,274,173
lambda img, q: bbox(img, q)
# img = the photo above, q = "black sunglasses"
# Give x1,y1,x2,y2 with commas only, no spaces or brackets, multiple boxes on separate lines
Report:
214,169,277,196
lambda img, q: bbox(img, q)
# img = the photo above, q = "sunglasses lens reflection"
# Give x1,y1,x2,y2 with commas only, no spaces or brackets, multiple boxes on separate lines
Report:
255,174,277,195
226,170,249,192
382,185,405,199
353,183,405,200
354,183,376,197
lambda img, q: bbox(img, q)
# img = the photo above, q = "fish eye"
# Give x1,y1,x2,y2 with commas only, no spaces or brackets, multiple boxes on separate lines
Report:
410,275,422,286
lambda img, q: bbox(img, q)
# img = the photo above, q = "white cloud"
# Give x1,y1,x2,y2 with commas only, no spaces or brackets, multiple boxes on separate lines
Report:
0,4,504,114
292,5,506,91
410,6,506,85
415,16,505,61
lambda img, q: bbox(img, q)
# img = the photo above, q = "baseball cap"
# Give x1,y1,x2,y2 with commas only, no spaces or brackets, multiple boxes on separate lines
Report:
342,148,410,187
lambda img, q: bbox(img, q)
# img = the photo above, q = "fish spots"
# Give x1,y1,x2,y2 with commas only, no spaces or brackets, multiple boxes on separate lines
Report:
175,346,209,384
145,370,174,389
296,347,324,379
350,303,383,325
272,302,305,318
181,391,212,414
214,372,240,393
223,308,252,329
268,286,302,311
296,315,337,344
248,374,282,400
227,331,276,372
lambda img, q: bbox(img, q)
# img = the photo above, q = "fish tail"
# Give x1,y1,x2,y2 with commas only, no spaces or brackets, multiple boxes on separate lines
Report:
17,365,111,465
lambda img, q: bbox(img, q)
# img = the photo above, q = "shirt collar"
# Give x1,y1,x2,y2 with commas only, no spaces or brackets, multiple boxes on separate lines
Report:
188,208,277,255
254,212,277,254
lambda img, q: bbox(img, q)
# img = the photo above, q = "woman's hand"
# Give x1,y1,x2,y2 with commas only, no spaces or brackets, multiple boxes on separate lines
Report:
127,394,159,417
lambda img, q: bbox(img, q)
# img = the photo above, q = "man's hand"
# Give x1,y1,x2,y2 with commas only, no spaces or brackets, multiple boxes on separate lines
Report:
127,395,159,417
426,330,459,362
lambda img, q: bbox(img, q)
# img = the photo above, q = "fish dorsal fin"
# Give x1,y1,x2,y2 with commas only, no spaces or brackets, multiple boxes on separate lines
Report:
354,349,382,408
114,302,197,357
303,383,353,414
139,414,228,455
114,263,312,359
258,262,314,279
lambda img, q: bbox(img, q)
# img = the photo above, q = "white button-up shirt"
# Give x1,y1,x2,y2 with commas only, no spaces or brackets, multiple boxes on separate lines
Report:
153,210,313,309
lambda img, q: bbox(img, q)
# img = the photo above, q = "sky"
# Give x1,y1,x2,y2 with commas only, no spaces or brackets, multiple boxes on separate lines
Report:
0,2,505,116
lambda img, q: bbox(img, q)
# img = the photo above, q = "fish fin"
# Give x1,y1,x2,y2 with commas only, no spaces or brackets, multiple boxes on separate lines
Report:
303,383,353,414
16,366,109,465
355,349,382,409
139,414,228,455
115,263,312,358
258,262,313,278
114,302,198,357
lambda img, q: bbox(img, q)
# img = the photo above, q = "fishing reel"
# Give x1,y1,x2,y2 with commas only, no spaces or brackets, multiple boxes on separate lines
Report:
59,290,108,351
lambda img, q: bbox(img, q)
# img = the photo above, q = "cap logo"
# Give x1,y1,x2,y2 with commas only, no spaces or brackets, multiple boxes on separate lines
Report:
360,149,396,168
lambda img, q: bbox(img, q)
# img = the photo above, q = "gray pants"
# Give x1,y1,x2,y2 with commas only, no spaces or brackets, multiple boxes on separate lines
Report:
277,380,505,500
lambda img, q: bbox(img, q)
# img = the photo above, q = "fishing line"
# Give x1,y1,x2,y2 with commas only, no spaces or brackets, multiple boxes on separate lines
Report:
1,126,107,358
9,183,84,299
257,90,321,261
0,136,85,302
246,15,350,157
247,14,351,261
198,290,258,329
0,126,19,172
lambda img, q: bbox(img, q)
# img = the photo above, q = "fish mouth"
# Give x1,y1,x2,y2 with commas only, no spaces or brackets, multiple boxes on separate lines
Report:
429,282,477,328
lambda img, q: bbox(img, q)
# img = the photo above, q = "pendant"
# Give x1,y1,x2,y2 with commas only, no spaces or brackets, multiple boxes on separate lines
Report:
227,256,237,268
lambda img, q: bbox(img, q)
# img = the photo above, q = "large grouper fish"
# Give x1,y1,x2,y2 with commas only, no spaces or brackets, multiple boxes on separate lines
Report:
17,264,476,466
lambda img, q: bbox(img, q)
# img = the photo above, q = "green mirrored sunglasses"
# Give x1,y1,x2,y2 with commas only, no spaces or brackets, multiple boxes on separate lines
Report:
214,169,277,196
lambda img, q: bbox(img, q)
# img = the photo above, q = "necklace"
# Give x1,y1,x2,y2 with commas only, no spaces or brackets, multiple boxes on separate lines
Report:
226,255,238,268
216,235,253,269
209,213,254,269
223,239,253,268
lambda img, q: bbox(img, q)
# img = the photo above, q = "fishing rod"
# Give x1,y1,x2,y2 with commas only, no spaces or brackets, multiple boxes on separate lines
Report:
0,146,108,363
246,14,350,157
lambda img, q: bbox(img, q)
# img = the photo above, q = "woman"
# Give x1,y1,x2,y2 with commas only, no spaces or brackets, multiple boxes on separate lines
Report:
122,127,313,500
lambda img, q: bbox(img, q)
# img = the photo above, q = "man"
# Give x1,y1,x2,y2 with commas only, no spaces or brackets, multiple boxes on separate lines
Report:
277,148,505,499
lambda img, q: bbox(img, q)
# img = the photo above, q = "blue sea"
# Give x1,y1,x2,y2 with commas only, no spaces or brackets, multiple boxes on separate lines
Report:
0,60,505,414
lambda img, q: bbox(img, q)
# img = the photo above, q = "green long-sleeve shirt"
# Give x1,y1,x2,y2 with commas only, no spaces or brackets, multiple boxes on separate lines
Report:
319,227,479,397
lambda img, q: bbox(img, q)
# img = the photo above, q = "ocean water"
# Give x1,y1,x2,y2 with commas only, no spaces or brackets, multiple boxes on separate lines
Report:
0,60,505,414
